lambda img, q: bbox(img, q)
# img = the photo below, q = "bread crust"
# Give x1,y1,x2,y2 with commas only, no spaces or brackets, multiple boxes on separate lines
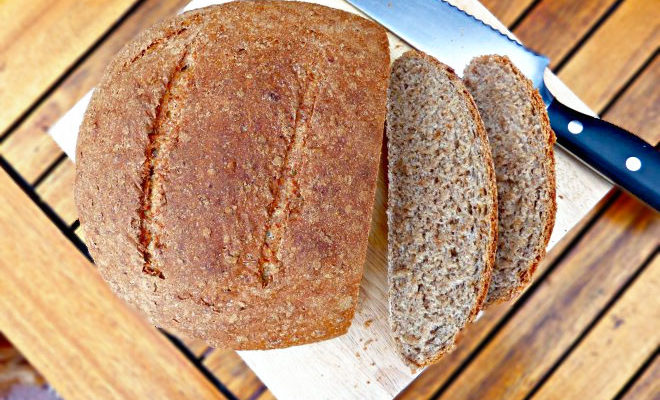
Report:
464,55,556,305
75,1,390,349
387,51,497,370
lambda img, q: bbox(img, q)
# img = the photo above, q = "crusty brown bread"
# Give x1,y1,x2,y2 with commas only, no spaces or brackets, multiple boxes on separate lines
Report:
74,1,390,350
386,51,498,369
463,55,556,305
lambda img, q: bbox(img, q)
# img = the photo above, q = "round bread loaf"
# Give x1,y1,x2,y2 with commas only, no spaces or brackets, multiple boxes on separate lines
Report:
74,1,390,349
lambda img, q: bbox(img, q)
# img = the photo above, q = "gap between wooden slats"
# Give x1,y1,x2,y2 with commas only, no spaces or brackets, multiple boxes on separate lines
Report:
515,0,622,69
434,193,659,400
0,0,190,182
556,0,660,111
617,353,660,400
479,0,536,27
532,254,660,399
0,0,141,138
0,0,241,396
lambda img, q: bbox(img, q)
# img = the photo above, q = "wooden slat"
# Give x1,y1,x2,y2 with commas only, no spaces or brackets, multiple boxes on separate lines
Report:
203,350,270,400
621,356,660,400
0,170,224,400
0,0,138,135
36,159,77,226
437,193,660,400
534,255,660,399
397,192,616,399
514,0,617,68
558,0,660,111
0,128,63,184
0,0,189,182
479,0,534,26
602,55,660,145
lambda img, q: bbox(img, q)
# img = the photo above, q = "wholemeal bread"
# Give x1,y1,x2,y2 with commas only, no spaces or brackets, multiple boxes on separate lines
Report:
463,55,556,305
386,51,498,369
74,1,390,349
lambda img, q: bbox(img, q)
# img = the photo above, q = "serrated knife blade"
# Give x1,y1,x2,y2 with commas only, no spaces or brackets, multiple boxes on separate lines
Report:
346,0,550,97
346,0,660,211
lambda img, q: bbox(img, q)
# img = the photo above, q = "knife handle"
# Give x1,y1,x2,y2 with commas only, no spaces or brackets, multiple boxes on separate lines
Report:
547,98,660,212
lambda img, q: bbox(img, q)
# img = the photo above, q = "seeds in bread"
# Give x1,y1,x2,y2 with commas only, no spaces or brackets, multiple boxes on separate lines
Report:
74,1,390,350
463,55,556,305
386,51,498,369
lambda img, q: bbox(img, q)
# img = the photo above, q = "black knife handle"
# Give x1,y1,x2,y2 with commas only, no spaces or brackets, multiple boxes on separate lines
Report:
548,98,660,211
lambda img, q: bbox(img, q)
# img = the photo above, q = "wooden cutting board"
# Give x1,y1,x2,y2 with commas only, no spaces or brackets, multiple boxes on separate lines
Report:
48,0,612,398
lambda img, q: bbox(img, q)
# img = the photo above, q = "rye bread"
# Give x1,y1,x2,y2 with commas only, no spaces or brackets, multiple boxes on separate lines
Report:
386,51,498,369
74,1,390,350
464,55,556,305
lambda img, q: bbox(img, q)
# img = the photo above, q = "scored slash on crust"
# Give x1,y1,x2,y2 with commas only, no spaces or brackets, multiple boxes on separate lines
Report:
138,51,192,280
135,14,210,281
256,69,320,287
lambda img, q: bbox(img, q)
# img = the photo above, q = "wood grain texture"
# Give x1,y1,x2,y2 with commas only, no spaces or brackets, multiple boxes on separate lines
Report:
0,170,224,400
514,0,617,68
602,55,660,145
0,0,139,135
0,128,62,184
0,0,190,183
35,159,77,226
437,193,660,400
534,255,660,400
621,356,660,400
203,350,268,400
479,0,534,26
558,0,660,111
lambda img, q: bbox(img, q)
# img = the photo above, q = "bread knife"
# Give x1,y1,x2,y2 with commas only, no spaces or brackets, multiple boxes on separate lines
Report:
346,0,660,211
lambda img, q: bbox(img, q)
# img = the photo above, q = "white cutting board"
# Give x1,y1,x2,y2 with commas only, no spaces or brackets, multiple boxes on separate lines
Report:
49,0,611,398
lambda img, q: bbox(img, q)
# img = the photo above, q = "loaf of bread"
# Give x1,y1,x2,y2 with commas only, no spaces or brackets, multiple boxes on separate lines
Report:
464,55,556,305
386,51,498,369
75,1,390,349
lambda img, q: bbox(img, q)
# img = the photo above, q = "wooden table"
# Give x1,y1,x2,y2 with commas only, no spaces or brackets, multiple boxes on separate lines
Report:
0,0,658,399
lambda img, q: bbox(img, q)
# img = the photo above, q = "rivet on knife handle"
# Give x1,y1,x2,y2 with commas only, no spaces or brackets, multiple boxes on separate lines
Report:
548,98,660,211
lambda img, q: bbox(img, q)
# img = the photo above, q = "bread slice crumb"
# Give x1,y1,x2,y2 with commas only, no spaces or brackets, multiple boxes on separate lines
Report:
464,55,556,305
386,51,497,370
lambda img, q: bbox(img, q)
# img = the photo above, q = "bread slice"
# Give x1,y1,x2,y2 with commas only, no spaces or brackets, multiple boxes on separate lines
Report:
386,51,498,369
463,55,556,305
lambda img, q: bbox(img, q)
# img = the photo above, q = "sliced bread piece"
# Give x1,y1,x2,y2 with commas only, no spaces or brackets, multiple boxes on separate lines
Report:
463,55,556,305
387,50,498,369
